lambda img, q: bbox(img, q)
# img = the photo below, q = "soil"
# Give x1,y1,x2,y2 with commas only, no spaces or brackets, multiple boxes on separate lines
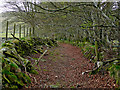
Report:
26,42,118,88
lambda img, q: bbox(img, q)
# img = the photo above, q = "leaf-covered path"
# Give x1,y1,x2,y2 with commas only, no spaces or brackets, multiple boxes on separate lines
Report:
27,43,117,88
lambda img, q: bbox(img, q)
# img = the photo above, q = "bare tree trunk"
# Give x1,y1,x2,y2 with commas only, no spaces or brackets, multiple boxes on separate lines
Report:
118,1,120,57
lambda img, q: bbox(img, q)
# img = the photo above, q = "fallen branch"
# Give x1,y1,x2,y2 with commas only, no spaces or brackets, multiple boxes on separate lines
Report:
11,33,22,41
82,67,99,75
37,49,48,65
82,58,120,75
103,58,120,65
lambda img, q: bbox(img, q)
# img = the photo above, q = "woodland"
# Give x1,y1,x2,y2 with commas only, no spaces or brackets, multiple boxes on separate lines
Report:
0,1,120,88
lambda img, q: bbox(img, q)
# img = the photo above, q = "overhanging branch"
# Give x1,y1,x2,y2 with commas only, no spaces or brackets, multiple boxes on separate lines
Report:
29,2,95,13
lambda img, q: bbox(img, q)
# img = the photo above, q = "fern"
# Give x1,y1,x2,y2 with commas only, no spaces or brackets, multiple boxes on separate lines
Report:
109,64,120,85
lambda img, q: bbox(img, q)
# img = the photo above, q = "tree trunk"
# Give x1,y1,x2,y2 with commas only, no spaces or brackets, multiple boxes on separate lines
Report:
6,21,9,40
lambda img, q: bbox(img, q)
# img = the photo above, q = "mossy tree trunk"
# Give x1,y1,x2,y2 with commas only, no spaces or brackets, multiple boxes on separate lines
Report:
24,25,25,37
19,25,21,38
95,40,99,61
29,28,31,37
32,27,35,37
13,23,16,36
6,21,9,40
26,27,28,37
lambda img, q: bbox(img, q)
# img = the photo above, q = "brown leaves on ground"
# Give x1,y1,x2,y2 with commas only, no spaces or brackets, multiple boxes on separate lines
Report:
27,43,118,88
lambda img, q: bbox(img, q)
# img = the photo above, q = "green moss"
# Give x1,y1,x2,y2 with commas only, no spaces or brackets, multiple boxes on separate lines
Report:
22,73,31,83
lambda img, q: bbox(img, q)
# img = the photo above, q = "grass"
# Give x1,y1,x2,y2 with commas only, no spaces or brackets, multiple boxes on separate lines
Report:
48,49,63,62
56,52,59,55
0,33,24,38
32,57,38,60
50,82,60,88
43,69,48,71
72,58,75,60
41,59,47,62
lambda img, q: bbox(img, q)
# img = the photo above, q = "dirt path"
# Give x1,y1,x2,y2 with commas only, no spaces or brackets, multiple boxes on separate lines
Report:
27,43,117,88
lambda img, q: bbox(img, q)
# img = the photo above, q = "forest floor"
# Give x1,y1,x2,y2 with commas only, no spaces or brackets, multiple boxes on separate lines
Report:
26,42,118,88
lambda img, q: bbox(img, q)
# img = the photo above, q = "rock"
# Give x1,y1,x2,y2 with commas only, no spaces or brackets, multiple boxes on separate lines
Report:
55,76,58,78
97,61,103,68
82,72,85,75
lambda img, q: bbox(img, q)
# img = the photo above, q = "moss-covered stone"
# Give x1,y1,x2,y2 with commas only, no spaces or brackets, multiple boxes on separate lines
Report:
1,37,58,88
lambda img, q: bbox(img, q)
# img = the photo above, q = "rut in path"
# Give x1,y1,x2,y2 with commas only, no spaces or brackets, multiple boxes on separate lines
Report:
28,43,117,88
